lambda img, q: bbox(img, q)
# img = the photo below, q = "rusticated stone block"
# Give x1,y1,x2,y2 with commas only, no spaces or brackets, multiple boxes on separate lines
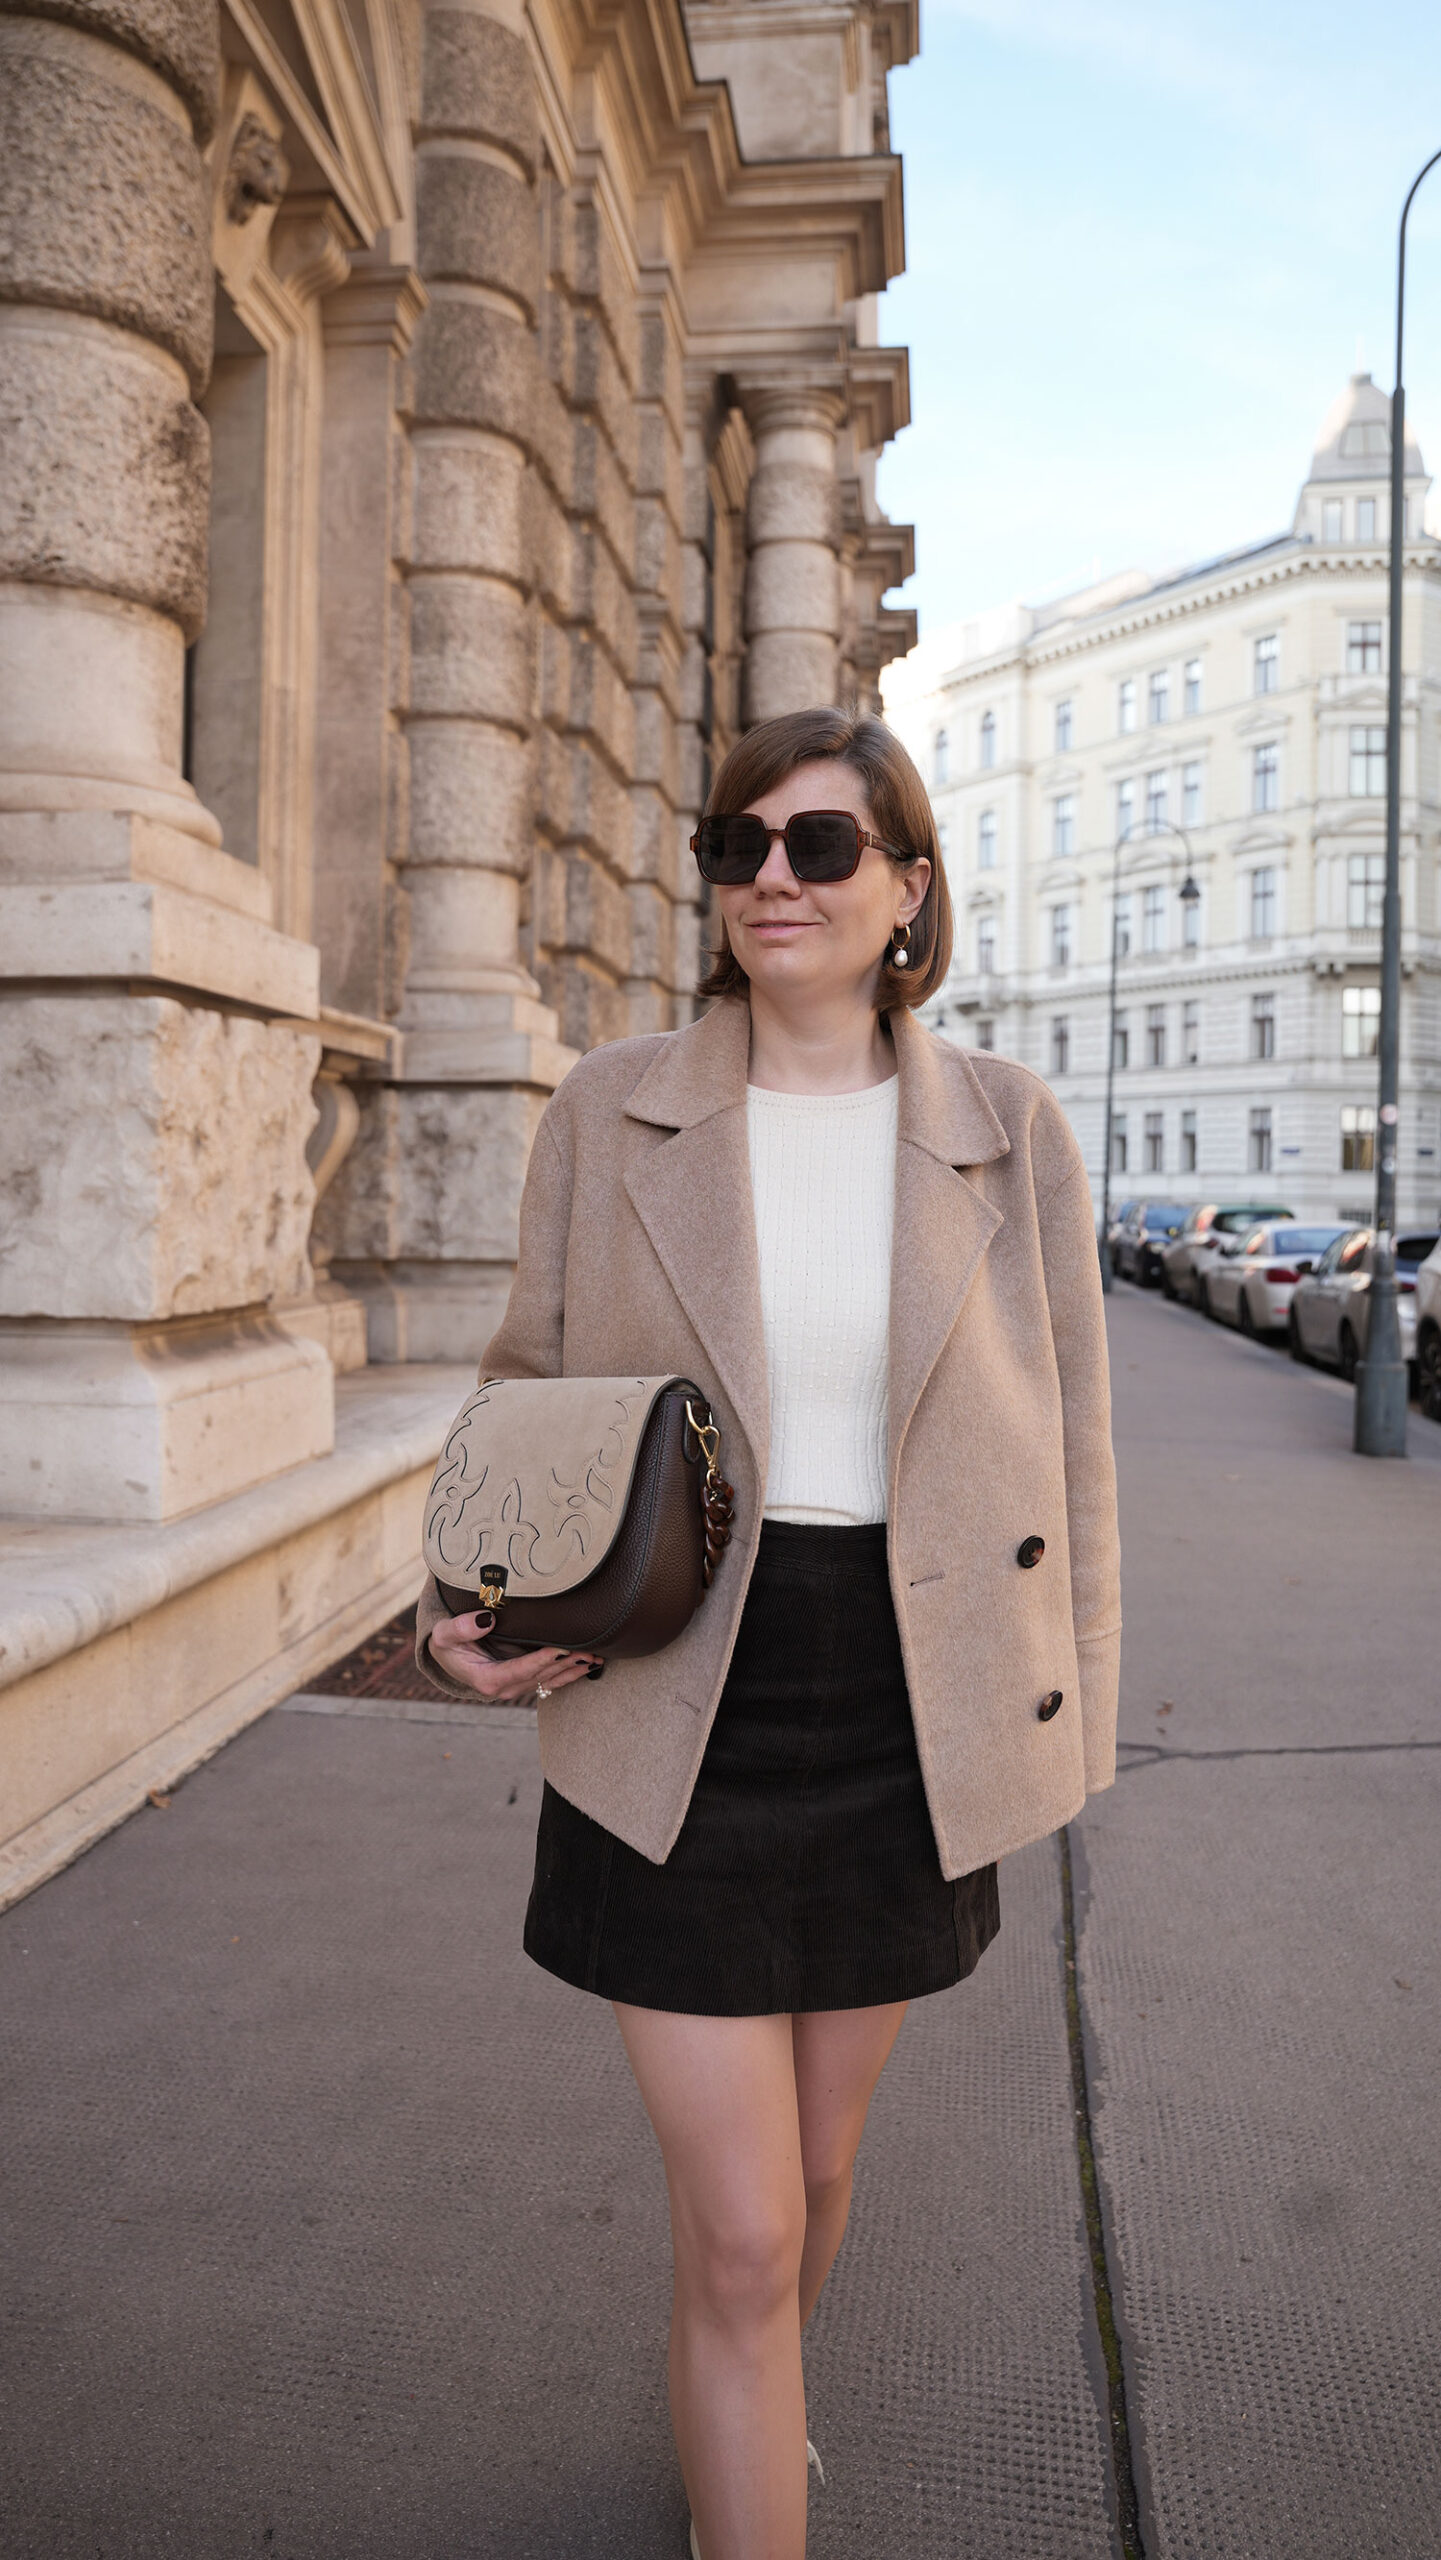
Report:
0,992,317,1320
0,32,212,389
567,636,635,775
746,539,841,637
747,454,842,549
569,526,637,668
568,743,632,875
627,877,675,986
416,154,538,318
571,313,638,475
0,315,209,632
412,433,529,582
409,574,533,725
319,1082,545,1265
419,9,537,174
407,719,534,876
573,423,636,580
525,475,571,617
556,847,629,977
528,368,573,510
0,0,221,143
411,298,534,443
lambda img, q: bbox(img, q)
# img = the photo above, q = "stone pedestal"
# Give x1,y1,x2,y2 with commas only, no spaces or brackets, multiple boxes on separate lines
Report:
0,0,333,1521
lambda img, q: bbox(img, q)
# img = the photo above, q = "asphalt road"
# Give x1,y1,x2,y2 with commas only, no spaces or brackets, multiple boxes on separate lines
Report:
2,1290,1438,2558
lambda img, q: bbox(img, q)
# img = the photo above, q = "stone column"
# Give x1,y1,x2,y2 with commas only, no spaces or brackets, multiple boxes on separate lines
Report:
319,0,574,1363
741,389,845,721
0,0,332,1521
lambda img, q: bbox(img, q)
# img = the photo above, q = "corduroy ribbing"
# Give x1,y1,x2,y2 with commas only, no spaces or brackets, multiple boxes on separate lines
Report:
746,1075,897,1525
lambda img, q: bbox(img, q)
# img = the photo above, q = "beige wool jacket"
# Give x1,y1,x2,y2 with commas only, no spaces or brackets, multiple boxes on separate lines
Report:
416,996,1121,1881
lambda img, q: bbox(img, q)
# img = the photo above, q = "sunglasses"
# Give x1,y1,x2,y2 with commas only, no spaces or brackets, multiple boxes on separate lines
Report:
690,809,908,885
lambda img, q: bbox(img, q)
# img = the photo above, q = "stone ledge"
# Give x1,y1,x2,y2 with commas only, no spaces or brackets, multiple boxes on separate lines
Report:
0,878,320,1017
0,1362,470,1695
0,1363,471,1909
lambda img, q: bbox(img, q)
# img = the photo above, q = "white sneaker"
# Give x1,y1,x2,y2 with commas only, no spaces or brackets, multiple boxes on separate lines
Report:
689,2523,702,2560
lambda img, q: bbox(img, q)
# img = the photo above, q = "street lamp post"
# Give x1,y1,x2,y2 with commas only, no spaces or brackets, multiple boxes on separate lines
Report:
1098,818,1201,1294
1354,145,1441,1457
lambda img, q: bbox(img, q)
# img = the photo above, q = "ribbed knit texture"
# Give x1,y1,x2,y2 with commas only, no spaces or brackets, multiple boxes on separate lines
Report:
746,1075,897,1525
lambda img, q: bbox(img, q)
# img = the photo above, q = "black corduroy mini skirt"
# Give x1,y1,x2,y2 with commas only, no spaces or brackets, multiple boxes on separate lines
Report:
522,1519,1000,2016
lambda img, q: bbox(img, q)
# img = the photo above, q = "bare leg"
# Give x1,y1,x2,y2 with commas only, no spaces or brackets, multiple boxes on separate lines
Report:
613,1999,909,2557
792,2003,908,2327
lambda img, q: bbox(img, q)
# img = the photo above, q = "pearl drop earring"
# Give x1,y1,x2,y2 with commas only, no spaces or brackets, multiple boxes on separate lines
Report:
890,925,911,969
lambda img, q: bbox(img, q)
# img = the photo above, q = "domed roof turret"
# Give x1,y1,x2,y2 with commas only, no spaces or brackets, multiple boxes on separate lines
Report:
1305,371,1425,484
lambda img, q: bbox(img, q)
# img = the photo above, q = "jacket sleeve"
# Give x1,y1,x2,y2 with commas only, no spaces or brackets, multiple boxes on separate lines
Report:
1036,1144,1122,1792
414,1102,575,1696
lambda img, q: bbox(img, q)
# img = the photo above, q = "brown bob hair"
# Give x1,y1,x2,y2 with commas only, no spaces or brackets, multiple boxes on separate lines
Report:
695,707,953,1011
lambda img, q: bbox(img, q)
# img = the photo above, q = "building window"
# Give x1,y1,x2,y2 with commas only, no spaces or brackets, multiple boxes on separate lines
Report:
1183,658,1202,716
1149,669,1170,724
1349,725,1386,796
1118,679,1137,734
1182,886,1200,950
1323,497,1343,543
1342,984,1381,1057
1113,1012,1130,1071
1116,779,1135,841
1348,620,1382,673
933,727,949,786
1251,990,1276,1059
975,1017,995,1051
1347,850,1385,928
1145,770,1168,834
1182,999,1199,1064
1253,633,1279,695
1249,1107,1273,1174
1250,867,1277,938
1356,496,1377,542
1055,698,1073,752
1146,1002,1166,1066
1050,903,1071,967
1052,794,1076,857
1114,893,1132,958
978,808,997,869
1051,1014,1070,1074
1111,1113,1128,1174
1253,741,1279,812
1181,760,1202,826
979,709,996,769
1180,1107,1197,1172
977,915,996,974
1341,1103,1376,1172
1142,884,1165,953
1144,1111,1165,1173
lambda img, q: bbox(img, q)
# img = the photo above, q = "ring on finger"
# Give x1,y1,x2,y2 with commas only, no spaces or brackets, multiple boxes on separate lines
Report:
536,1683,552,1699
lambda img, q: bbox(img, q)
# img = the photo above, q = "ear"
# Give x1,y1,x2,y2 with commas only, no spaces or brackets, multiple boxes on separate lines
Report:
895,856,931,928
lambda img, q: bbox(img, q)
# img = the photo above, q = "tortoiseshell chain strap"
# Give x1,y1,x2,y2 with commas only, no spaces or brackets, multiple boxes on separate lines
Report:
685,1399,735,1588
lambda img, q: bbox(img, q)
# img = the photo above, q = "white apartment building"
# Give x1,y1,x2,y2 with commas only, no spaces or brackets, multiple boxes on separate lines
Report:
883,374,1441,1227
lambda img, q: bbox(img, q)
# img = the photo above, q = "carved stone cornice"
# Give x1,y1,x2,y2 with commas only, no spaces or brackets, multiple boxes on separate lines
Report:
321,265,429,354
270,196,354,306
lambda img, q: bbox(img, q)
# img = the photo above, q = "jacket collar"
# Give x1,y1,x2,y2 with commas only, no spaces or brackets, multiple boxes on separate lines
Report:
625,997,1012,1171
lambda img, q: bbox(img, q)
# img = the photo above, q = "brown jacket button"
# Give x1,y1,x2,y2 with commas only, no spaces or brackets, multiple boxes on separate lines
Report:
1017,1535,1046,1569
1038,1689,1064,1721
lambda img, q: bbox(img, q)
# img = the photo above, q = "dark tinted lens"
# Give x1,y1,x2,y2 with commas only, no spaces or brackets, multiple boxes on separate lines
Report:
786,812,863,880
694,814,770,882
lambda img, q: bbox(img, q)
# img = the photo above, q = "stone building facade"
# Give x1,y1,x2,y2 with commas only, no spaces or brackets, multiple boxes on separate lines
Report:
0,0,917,1895
884,375,1441,1229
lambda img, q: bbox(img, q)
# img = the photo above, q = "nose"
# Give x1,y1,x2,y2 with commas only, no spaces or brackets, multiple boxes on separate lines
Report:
753,830,800,890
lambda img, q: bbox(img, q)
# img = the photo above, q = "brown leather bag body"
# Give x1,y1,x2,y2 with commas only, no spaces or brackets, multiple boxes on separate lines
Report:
421,1374,734,1661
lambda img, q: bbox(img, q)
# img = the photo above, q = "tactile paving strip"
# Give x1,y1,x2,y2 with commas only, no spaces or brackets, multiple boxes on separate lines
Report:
0,1702,1113,2558
1077,1750,1441,2560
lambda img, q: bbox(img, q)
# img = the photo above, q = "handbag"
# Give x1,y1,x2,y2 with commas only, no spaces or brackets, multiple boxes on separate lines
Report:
421,1374,735,1661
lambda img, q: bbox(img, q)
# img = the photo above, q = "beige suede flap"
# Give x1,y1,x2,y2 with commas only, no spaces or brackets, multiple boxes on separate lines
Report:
422,1374,691,1595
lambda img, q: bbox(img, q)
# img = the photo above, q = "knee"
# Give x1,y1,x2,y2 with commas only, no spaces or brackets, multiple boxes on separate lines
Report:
676,2196,806,2330
800,2139,856,2223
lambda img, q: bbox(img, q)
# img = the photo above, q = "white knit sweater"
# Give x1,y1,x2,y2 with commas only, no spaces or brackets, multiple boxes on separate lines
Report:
745,1076,897,1526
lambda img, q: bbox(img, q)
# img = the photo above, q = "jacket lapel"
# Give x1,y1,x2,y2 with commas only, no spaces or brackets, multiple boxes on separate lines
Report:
623,1002,771,1481
887,1010,1010,1475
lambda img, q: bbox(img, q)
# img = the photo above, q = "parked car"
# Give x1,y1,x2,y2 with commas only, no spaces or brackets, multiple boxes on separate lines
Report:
1104,1199,1139,1274
1288,1228,1440,1378
1202,1223,1349,1336
1114,1200,1190,1286
1165,1202,1295,1308
1416,1239,1441,1418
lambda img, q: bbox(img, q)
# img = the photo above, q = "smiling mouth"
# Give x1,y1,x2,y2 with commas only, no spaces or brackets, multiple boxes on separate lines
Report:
745,917,817,932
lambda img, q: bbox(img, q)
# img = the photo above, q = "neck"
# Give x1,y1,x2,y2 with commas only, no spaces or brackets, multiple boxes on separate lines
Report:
745,984,896,1094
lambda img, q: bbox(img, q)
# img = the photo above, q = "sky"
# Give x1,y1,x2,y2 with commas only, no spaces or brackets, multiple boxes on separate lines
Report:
875,0,1441,638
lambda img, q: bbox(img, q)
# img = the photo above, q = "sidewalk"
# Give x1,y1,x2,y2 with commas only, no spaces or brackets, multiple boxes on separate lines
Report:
2,1296,1438,2557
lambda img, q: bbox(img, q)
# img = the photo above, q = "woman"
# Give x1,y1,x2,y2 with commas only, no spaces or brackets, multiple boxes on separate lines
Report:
419,707,1121,2559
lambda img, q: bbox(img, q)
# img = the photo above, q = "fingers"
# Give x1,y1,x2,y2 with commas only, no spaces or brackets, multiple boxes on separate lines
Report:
428,1626,602,1703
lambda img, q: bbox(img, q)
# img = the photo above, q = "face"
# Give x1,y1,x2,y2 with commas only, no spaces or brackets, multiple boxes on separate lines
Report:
714,760,930,1009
